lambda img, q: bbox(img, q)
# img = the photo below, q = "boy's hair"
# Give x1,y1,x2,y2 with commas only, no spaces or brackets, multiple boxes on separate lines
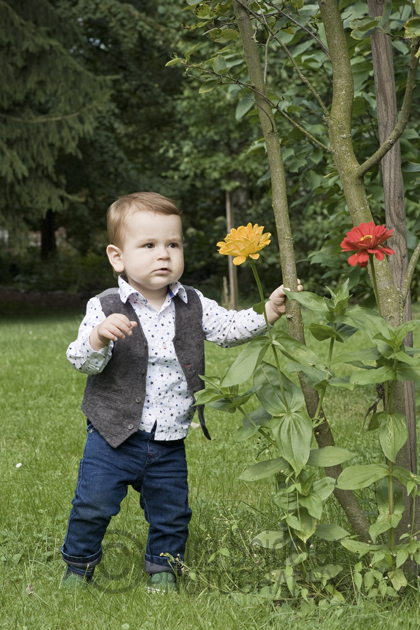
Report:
107,192,181,247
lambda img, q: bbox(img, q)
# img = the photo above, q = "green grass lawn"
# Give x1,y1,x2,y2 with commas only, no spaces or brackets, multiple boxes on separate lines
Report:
1,304,420,629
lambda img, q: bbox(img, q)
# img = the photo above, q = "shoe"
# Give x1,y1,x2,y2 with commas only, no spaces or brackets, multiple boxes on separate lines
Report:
146,572,177,593
60,568,92,590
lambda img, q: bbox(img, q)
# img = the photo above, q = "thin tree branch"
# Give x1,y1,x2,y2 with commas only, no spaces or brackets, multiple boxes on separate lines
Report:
186,63,331,152
264,32,271,83
238,0,330,115
257,6,330,116
357,38,420,178
275,105,330,151
264,0,330,57
401,240,420,311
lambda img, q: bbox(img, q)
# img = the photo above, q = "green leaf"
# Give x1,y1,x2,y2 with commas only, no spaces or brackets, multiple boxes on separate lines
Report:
395,364,420,381
284,290,329,314
369,520,391,543
342,306,395,341
394,320,420,346
245,406,272,427
254,362,304,415
194,389,225,405
334,322,358,341
396,549,409,569
307,446,355,467
314,524,349,541
299,494,323,519
199,79,219,94
272,411,313,474
393,466,416,488
308,323,341,342
252,301,266,314
221,337,270,387
312,477,336,501
389,568,407,591
403,18,420,40
290,508,317,543
239,457,290,481
328,376,354,390
286,362,328,389
213,55,227,74
337,464,388,490
350,366,395,385
350,16,380,40
377,412,408,463
333,347,381,364
234,425,258,441
219,28,239,41
354,572,363,590
272,331,324,370
236,97,254,121
376,478,405,515
251,529,289,550
235,406,271,441
308,564,343,582
165,57,184,67
340,539,372,557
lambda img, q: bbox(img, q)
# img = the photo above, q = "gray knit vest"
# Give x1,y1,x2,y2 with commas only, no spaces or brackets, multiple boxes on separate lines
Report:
81,286,209,448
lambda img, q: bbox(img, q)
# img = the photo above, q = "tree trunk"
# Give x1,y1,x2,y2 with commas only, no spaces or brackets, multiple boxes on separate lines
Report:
226,190,239,310
368,0,418,536
41,210,56,259
233,0,370,540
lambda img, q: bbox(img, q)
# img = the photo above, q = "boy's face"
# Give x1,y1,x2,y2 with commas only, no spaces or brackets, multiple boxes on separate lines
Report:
107,210,184,301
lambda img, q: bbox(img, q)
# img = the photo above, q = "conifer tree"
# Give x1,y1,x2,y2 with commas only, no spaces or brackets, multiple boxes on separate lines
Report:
0,0,110,245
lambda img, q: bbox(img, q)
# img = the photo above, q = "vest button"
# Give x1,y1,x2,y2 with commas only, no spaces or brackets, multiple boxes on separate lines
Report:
135,396,142,403
142,369,146,375
128,424,134,430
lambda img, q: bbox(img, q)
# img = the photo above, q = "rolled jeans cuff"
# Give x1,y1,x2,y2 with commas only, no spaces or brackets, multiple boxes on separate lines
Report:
145,554,183,576
61,544,102,569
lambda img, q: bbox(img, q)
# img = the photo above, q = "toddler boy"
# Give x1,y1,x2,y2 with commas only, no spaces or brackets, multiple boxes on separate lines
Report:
62,192,296,591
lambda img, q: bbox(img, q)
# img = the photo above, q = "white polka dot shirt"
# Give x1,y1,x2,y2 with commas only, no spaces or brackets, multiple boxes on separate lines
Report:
66,276,267,440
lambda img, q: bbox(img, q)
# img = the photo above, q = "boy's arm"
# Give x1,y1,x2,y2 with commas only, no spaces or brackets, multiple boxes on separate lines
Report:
196,281,302,348
90,313,137,351
66,297,114,374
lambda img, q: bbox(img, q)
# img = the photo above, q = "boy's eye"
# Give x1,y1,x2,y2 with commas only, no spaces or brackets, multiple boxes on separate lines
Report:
168,242,179,248
143,243,154,249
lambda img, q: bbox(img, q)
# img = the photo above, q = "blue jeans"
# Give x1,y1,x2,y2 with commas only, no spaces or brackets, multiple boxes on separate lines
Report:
61,423,191,575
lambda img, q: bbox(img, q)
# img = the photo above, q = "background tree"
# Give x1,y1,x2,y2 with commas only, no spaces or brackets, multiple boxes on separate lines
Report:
0,0,110,253
169,0,420,539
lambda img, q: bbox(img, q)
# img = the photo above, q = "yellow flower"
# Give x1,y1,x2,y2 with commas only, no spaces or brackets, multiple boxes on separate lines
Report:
217,223,271,266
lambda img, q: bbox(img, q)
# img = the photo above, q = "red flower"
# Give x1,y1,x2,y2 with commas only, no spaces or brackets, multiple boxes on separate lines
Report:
341,222,395,268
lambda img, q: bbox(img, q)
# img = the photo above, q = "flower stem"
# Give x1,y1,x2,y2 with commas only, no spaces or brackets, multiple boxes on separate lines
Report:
388,459,395,552
249,259,290,413
237,405,278,448
370,256,382,317
313,336,335,424
249,259,271,334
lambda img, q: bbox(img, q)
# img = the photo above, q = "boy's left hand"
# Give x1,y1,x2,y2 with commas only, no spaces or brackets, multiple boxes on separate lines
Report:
265,279,303,324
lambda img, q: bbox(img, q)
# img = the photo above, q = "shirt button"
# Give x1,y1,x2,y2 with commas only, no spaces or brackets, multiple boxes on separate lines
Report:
128,424,134,430
135,396,142,403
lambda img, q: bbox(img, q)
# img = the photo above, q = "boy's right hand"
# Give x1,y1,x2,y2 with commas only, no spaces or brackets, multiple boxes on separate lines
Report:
90,314,138,351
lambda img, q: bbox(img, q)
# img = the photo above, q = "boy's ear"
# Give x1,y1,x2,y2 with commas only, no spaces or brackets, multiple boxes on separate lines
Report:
106,244,124,273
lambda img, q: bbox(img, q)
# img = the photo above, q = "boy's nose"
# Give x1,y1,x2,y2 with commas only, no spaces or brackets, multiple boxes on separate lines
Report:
157,247,170,259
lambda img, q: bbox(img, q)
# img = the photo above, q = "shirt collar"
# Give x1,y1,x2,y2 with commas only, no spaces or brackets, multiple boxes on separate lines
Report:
117,275,188,305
